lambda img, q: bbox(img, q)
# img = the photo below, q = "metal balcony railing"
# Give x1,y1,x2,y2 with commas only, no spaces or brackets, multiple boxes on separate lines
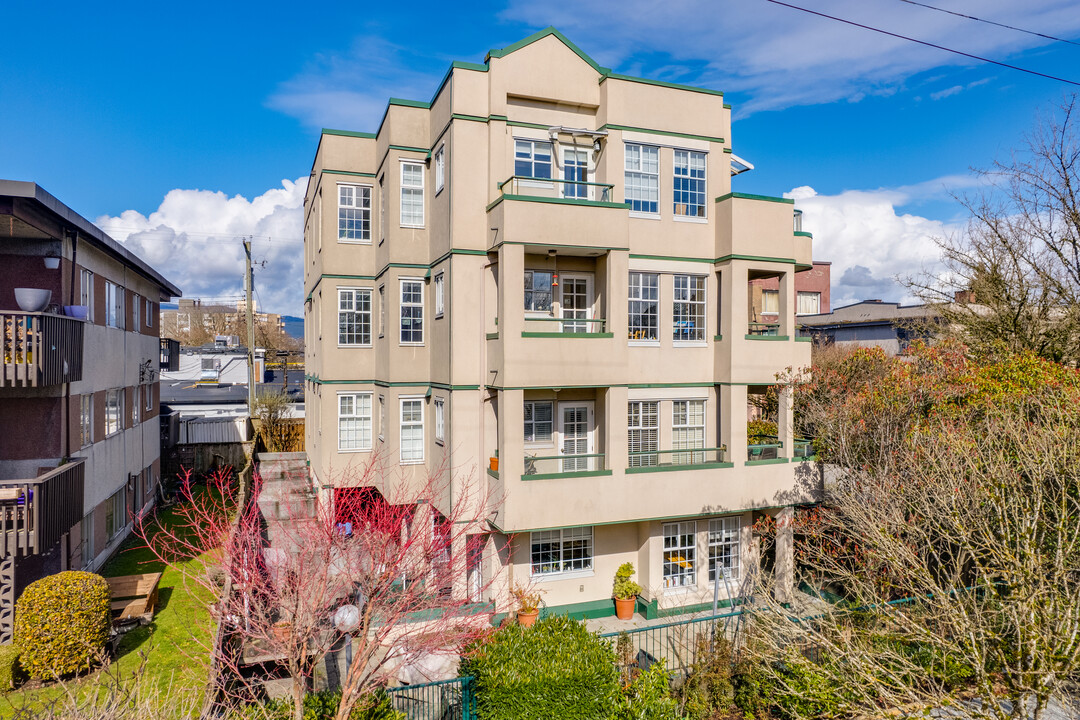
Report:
498,176,615,203
628,447,727,469
1,311,84,387
747,322,781,337
748,435,782,461
523,452,606,477
522,317,608,335
0,458,86,557
160,337,180,371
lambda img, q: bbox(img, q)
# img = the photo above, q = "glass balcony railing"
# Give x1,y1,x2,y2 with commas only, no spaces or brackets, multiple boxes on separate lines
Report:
794,438,815,459
628,447,727,469
747,322,781,337
498,176,615,203
523,452,606,477
748,434,782,461
522,317,608,335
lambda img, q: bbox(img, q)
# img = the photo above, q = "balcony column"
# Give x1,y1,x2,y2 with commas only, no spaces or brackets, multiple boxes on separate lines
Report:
605,385,628,473
723,262,749,339
720,384,748,464
774,506,795,605
603,250,630,340
496,388,525,482
496,243,525,342
778,269,795,339
777,384,794,460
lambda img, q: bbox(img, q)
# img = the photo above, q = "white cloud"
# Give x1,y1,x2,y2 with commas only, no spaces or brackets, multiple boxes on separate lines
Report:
930,85,963,100
95,179,307,316
786,182,964,308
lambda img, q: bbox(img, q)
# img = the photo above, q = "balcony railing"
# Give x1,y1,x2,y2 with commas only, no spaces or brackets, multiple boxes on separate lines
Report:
497,176,615,203
747,322,781,337
627,447,727,471
0,458,85,556
160,337,180,371
522,317,608,335
748,435,782,461
1,311,84,387
523,452,607,478
794,438,815,459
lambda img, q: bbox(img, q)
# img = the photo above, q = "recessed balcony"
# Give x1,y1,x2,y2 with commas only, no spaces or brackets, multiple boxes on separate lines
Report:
493,176,618,206
1,311,84,388
0,458,85,556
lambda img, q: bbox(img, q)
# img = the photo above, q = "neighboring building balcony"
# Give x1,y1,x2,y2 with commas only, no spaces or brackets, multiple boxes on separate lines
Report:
486,177,630,251
160,337,180,371
1,311,84,388
747,436,816,463
0,458,85,556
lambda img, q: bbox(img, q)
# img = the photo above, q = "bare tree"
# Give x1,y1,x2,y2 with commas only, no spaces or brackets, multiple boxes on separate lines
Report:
908,95,1080,362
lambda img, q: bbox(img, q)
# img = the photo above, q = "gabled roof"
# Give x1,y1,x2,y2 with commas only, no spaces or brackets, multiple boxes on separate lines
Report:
485,27,610,75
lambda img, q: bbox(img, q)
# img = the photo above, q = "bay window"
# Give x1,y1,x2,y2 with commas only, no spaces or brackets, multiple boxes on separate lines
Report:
338,392,373,451
400,398,424,463
400,162,424,227
625,143,659,214
628,272,659,341
663,521,697,588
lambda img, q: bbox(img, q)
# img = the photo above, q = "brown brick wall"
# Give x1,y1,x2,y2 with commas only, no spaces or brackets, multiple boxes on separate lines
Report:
0,397,62,460
93,275,106,325
92,390,106,443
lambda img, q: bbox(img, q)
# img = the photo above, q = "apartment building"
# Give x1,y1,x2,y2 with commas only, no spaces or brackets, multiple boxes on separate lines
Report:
160,298,287,344
0,181,181,639
303,28,820,619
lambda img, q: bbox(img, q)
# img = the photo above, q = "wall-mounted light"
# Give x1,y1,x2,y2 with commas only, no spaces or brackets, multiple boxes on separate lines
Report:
43,253,60,270
593,139,602,153
549,249,558,288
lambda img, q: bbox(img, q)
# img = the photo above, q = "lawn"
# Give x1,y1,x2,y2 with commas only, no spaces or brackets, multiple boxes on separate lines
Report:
2,488,225,714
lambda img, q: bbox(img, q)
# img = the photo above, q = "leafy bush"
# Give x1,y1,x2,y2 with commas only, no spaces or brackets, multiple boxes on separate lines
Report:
14,571,110,679
617,662,679,720
747,419,778,440
676,636,735,720
612,562,642,600
231,690,402,719
462,615,621,720
0,643,23,691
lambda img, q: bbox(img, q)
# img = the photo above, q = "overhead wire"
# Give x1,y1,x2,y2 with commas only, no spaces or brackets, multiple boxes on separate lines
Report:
762,0,1080,87
895,0,1080,47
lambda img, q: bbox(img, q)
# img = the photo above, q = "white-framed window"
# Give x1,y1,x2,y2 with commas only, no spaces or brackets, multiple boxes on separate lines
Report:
132,294,139,331
80,269,94,319
531,526,592,576
434,273,445,318
338,392,373,451
80,395,92,448
708,517,741,583
338,184,372,242
145,298,152,327
673,275,706,342
625,143,659,214
523,400,553,445
673,150,706,219
106,281,124,329
400,161,424,227
628,272,659,342
379,175,387,244
628,400,659,467
399,279,423,344
378,285,386,338
81,511,95,567
762,290,779,314
105,486,128,540
797,291,821,315
400,397,424,463
434,146,445,194
338,288,372,346
514,139,552,180
378,395,386,441
663,521,697,589
673,399,706,464
524,270,553,313
563,148,588,199
132,391,140,425
434,397,445,443
105,388,123,436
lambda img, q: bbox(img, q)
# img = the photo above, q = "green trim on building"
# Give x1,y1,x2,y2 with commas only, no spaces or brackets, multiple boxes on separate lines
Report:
485,196,503,212
388,144,429,155
493,503,799,535
322,169,377,178
388,97,431,109
486,332,499,340
718,253,796,265
625,462,733,475
795,336,813,343
501,194,629,210
627,382,714,389
322,128,376,139
520,332,614,339
794,231,813,238
521,469,613,481
600,123,724,145
715,191,794,205
450,113,489,124
628,252,797,266
723,103,732,110
429,382,481,391
498,240,627,253
723,147,733,154
506,119,553,131
486,468,499,480
713,334,723,341
629,253,715,264
745,458,790,466
489,114,509,122
322,273,378,281
599,73,724,98
745,334,790,342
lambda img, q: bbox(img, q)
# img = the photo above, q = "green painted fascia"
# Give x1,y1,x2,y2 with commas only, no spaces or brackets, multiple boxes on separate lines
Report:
715,191,794,205
723,103,732,110
388,97,431,109
795,336,813,343
600,72,724,98
429,382,481,391
494,501,802,535
717,253,796,265
388,144,429,155
322,128,376,139
450,113,488,124
375,262,433,280
430,61,490,108
486,27,606,75
745,458,790,466
522,469,613,481
600,123,724,145
506,119,552,131
520,331,614,338
714,335,723,341
625,462,733,475
501,194,629,210
794,231,813,238
723,148,733,154
485,332,499,340
497,240,627,253
629,252,796,266
322,169,376,178
627,382,714,388
485,196,503,212
489,114,509,122
486,468,499,480
322,273,377,280
488,383,624,391
745,334,790,342
539,598,618,622
629,253,715,264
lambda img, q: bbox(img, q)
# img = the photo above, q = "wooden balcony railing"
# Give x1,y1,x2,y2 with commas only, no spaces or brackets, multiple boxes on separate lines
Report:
1,311,84,387
0,458,85,557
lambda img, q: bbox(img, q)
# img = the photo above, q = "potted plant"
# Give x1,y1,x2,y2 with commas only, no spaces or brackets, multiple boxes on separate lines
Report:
272,619,291,642
510,582,543,627
612,562,642,620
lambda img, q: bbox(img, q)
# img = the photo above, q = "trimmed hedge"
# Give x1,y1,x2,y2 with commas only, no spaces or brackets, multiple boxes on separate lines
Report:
14,571,111,679
462,615,621,720
0,644,22,691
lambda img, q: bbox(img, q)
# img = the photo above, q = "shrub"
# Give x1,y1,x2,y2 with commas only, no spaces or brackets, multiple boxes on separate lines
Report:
618,662,679,720
676,636,735,720
612,563,642,600
14,571,110,679
0,643,23,691
747,418,778,440
231,690,402,719
462,615,621,720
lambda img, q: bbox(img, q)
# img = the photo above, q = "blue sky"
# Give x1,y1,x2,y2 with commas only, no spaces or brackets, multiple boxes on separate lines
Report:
2,1,1079,314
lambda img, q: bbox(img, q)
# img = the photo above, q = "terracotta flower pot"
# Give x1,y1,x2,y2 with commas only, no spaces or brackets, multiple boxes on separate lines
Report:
272,623,291,642
490,457,499,472
614,597,635,620
517,608,539,627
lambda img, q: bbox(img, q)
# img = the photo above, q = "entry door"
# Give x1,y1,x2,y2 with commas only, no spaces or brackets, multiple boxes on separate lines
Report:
562,148,589,199
558,401,595,472
559,275,593,333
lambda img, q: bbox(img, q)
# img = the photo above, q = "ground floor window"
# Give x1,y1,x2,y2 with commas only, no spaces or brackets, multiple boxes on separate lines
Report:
708,516,741,583
663,521,697,588
531,526,593,576
104,486,128,541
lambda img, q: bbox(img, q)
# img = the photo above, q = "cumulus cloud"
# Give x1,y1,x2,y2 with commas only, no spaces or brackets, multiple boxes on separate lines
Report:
785,182,965,308
95,179,307,316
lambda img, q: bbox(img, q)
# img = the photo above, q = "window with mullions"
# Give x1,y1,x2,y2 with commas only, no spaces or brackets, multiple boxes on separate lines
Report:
400,398,424,463
338,393,373,451
673,275,706,342
524,400,553,444
673,150,706,218
563,148,588,198
625,144,659,214
338,184,372,242
106,281,124,329
531,526,593,576
524,271,553,313
708,517,741,583
672,399,706,464
434,146,445,194
663,521,697,588
400,280,423,344
105,388,123,436
628,401,659,467
400,162,424,227
514,140,552,180
797,291,820,315
628,272,659,341
80,395,92,447
338,288,372,346
434,397,445,442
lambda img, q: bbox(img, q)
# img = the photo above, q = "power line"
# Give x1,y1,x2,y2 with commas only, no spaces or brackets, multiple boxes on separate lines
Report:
763,0,1080,87
896,0,1080,47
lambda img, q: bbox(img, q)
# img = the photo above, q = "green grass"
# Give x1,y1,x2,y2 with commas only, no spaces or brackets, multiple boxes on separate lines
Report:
2,489,225,712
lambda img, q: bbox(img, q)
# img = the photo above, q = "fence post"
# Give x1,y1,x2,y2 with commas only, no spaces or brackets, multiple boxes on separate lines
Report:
462,676,475,720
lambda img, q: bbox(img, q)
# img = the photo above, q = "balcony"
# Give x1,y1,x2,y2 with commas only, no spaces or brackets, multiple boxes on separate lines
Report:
1,311,84,388
0,458,85,556
160,337,180,371
746,322,781,338
522,317,611,338
626,447,730,474
495,176,616,205
522,452,609,480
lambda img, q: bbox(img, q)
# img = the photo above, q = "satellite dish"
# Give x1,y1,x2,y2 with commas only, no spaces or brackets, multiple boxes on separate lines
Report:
334,604,360,633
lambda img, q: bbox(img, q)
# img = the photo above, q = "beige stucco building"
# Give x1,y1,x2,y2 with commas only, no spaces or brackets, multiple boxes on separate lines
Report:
303,28,819,620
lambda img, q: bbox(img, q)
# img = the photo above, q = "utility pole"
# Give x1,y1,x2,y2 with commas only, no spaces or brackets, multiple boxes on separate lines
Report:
244,239,256,414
